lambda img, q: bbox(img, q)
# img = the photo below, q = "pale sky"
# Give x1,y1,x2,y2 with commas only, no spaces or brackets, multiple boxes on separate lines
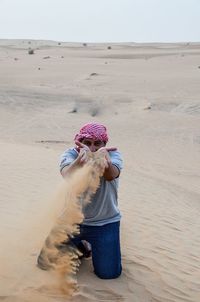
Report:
0,0,200,43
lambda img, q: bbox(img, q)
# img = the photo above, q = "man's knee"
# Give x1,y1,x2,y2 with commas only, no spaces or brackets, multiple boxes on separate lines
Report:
94,267,122,279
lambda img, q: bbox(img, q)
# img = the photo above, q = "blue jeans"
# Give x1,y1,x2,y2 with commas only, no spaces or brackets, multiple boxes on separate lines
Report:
71,221,122,279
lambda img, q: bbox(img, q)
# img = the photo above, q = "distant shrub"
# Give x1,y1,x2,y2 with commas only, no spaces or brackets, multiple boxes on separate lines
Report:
28,48,34,55
107,46,112,50
89,104,100,117
83,43,87,47
68,106,78,113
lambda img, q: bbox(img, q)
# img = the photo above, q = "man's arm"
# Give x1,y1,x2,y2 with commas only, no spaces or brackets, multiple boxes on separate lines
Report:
60,149,89,178
61,143,121,181
103,162,120,181
96,147,120,181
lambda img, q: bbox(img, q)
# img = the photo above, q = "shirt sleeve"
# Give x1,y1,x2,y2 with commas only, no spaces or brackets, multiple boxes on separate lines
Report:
109,150,123,171
59,148,78,172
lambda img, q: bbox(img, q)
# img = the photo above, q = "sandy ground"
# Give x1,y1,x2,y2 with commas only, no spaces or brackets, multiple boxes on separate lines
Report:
0,39,200,302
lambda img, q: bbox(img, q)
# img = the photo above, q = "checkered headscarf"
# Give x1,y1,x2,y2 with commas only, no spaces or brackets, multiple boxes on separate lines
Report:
74,122,108,143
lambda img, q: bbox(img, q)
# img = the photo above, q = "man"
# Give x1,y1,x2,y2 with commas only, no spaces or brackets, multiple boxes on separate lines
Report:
60,122,123,279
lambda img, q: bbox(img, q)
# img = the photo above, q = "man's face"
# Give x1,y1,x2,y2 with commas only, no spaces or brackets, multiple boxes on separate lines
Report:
81,138,106,152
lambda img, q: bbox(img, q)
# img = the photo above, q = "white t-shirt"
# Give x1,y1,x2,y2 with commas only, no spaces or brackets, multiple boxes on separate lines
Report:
60,148,123,226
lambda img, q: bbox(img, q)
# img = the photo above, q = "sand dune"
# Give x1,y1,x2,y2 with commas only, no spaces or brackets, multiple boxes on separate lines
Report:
0,40,200,302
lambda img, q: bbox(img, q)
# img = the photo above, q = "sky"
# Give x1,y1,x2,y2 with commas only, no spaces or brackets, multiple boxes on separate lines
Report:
0,0,200,43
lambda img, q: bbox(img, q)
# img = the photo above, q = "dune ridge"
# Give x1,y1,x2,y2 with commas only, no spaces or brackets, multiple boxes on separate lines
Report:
0,40,200,302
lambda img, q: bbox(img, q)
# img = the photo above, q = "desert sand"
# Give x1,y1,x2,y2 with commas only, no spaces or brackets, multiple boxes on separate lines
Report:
0,39,200,302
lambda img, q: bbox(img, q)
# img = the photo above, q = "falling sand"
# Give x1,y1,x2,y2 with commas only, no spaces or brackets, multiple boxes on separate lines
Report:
0,150,107,302
36,151,107,297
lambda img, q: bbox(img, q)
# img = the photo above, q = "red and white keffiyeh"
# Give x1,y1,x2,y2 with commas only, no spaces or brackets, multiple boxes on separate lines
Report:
74,122,108,143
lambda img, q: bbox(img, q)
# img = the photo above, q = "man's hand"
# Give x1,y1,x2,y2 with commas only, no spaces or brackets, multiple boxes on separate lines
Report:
74,141,119,181
75,140,117,166
96,147,116,168
96,147,119,180
75,140,91,164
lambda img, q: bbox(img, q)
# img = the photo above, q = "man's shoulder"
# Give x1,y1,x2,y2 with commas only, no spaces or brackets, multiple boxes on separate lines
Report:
109,150,122,157
60,147,78,169
61,147,78,156
109,150,123,170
